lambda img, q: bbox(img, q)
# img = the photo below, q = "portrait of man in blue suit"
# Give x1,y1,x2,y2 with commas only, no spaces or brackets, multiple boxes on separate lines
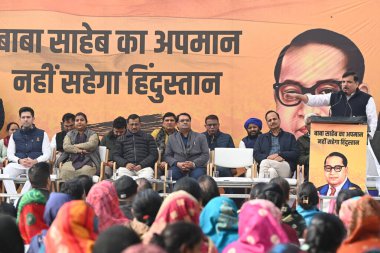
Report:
317,152,361,196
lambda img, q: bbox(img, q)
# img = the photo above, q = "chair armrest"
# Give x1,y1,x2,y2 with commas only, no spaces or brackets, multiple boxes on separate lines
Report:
251,161,258,179
99,161,105,181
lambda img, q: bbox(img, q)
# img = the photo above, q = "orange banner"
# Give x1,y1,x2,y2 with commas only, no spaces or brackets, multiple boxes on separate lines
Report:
0,0,379,143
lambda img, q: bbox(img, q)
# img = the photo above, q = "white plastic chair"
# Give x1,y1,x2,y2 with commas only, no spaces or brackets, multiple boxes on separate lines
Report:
212,148,256,178
98,146,109,181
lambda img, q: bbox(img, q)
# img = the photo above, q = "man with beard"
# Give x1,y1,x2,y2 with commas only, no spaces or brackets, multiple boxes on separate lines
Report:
273,29,366,139
239,117,263,177
100,116,127,178
285,71,377,139
239,117,263,149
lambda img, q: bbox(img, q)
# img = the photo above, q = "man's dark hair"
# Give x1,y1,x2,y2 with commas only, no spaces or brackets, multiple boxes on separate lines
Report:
176,113,191,122
136,178,152,192
324,152,348,167
257,183,284,209
270,177,290,202
173,177,202,201
204,115,219,124
162,112,176,121
132,189,162,226
342,71,359,82
77,175,93,196
6,122,19,132
127,114,141,122
297,182,319,210
93,225,141,253
112,116,127,129
250,182,267,200
61,113,75,122
274,29,365,83
28,162,50,189
75,112,88,123
336,188,364,214
197,175,220,206
60,178,85,200
19,107,34,117
265,110,280,121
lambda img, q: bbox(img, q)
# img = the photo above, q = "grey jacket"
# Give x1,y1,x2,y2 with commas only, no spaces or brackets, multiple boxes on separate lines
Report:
164,130,209,168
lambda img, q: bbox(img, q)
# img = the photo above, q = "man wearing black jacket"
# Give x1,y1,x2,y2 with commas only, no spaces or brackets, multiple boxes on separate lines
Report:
285,71,377,139
254,110,299,178
113,114,158,179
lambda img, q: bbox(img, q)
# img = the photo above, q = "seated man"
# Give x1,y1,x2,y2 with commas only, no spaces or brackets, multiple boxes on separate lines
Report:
297,113,317,181
239,117,263,177
50,113,75,161
202,114,235,177
239,117,262,148
254,110,299,178
151,112,177,174
4,107,50,193
100,116,127,178
164,113,209,180
16,162,51,244
113,114,158,179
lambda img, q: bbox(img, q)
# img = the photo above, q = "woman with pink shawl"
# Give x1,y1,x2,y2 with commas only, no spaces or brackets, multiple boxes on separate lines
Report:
86,180,129,232
223,199,289,253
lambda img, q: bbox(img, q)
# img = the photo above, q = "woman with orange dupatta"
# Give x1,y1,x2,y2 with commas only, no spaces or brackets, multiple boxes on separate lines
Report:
337,195,380,253
42,200,98,253
86,180,129,232
144,190,217,253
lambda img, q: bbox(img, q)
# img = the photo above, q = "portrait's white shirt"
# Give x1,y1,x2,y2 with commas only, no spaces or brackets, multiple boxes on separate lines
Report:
327,177,348,197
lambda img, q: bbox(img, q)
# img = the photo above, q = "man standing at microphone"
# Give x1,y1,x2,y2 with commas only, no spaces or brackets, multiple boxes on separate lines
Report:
285,71,377,139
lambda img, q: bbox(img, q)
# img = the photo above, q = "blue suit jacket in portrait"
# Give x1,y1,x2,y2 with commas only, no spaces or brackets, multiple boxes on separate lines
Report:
317,178,361,196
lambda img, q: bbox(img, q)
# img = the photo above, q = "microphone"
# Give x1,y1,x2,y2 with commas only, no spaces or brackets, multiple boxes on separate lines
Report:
346,95,353,117
329,90,343,117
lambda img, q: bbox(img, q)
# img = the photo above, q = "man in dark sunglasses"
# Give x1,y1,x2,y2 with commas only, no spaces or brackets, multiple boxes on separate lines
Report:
317,152,360,196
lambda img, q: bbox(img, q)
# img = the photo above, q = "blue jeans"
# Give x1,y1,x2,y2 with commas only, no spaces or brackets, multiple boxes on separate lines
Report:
171,166,206,180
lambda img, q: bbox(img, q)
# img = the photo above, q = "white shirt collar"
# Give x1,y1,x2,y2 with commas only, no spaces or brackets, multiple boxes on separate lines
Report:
327,177,348,197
